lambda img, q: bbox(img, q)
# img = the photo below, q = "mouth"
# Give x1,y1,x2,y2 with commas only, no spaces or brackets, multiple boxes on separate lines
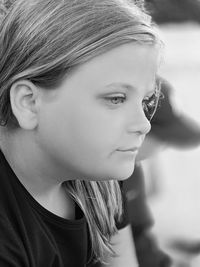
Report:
116,147,139,153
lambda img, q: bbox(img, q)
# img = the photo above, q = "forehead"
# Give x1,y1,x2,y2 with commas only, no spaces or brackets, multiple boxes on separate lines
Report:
58,43,160,95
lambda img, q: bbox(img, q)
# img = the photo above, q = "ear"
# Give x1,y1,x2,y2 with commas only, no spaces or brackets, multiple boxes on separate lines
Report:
10,80,40,130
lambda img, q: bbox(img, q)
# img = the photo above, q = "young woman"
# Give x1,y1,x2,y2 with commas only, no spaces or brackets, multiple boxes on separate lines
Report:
0,0,162,266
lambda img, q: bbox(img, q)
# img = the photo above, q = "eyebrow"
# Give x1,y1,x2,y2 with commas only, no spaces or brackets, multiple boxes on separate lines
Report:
105,82,156,95
106,82,134,90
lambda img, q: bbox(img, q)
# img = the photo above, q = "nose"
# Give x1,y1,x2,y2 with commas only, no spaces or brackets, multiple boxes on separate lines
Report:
126,108,151,136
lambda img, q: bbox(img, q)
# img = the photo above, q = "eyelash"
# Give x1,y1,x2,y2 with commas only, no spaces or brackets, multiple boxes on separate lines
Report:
104,86,164,120
105,95,126,105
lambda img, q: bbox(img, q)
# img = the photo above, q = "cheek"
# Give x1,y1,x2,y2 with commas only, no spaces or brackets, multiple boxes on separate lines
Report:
38,100,133,180
71,106,126,154
68,110,114,154
68,113,136,180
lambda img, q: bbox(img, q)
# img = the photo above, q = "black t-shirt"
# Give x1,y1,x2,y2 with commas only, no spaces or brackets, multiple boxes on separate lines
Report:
0,151,128,267
0,151,88,267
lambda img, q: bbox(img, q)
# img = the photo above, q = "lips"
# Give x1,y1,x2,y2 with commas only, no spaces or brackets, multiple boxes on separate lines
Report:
117,147,139,152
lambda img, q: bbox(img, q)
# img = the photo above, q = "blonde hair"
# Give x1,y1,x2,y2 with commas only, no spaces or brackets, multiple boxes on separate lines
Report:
0,0,161,263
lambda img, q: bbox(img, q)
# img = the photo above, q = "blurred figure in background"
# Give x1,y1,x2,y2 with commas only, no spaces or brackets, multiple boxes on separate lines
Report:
124,77,200,267
145,0,200,24
124,1,200,266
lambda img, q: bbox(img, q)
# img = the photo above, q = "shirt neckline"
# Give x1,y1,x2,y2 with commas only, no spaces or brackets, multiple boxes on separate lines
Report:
0,150,86,227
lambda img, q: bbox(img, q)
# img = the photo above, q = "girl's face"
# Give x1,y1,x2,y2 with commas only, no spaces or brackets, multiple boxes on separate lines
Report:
37,43,159,181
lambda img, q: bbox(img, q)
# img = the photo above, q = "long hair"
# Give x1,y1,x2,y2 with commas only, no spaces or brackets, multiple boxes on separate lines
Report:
0,0,161,262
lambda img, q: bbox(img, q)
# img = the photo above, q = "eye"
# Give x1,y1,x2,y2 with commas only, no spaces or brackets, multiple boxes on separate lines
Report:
142,87,164,121
105,94,126,105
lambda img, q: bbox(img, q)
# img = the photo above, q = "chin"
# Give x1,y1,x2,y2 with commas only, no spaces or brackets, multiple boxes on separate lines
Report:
109,164,136,181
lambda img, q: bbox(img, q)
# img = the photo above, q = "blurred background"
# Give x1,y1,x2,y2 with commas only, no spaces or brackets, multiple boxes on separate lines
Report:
142,1,200,266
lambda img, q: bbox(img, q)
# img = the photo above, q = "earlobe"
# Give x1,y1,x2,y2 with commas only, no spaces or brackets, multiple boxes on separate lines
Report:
10,80,40,130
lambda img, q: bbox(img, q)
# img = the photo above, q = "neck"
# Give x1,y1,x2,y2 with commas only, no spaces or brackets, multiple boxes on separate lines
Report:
0,128,75,219
35,183,75,219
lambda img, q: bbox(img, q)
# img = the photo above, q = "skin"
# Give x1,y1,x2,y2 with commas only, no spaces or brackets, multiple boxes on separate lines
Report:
1,43,159,218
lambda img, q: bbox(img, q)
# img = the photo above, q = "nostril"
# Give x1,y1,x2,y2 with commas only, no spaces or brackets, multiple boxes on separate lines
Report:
141,119,151,135
127,109,151,135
